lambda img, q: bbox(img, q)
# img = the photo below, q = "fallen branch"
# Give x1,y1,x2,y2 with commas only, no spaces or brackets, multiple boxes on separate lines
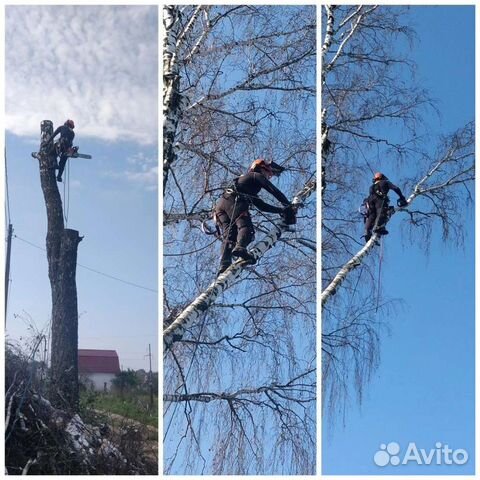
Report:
5,347,156,475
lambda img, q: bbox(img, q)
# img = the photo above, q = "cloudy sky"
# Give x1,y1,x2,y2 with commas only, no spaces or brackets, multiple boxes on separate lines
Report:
6,5,157,144
5,5,158,371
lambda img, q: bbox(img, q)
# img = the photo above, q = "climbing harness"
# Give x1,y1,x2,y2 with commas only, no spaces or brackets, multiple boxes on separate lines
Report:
375,236,384,313
359,197,371,219
201,178,246,241
201,211,221,239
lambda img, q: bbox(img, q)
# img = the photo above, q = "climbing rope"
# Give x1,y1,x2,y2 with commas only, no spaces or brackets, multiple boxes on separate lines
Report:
375,236,384,313
62,160,70,226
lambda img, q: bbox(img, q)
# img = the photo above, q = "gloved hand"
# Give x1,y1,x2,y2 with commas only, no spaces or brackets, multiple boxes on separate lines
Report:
282,205,296,225
397,197,408,208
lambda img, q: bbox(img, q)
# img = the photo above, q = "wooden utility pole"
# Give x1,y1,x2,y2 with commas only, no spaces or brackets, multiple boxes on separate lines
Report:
148,343,154,408
5,223,13,322
36,120,82,411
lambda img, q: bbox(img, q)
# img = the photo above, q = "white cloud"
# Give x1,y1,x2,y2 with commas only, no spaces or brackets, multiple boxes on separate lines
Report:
5,6,158,145
124,153,158,191
105,152,158,191
124,166,158,192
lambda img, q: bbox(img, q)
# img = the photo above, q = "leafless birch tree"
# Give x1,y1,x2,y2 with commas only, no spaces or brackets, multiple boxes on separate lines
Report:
163,5,316,475
321,5,474,423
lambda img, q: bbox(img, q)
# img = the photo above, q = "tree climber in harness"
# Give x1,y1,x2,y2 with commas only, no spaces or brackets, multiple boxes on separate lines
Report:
50,119,75,182
363,172,408,242
215,158,296,275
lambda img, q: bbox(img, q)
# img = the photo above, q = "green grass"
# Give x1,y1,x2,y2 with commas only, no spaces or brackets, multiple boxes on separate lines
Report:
81,391,158,428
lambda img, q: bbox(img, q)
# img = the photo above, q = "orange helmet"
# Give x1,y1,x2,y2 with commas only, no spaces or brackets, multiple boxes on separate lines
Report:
249,158,273,176
65,119,75,129
373,172,384,181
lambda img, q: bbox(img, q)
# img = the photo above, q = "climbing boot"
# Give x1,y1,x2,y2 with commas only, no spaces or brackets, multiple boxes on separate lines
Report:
374,227,389,235
56,175,62,182
217,263,231,276
231,246,256,264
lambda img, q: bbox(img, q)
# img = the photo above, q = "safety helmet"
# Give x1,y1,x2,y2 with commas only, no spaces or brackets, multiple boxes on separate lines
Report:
65,119,75,129
373,172,384,181
249,158,273,176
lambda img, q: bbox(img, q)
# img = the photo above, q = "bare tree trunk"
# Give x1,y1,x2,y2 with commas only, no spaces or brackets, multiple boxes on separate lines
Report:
163,5,183,193
36,120,82,411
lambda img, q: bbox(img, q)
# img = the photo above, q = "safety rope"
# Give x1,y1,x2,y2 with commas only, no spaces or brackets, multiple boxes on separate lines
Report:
62,159,70,226
375,236,384,313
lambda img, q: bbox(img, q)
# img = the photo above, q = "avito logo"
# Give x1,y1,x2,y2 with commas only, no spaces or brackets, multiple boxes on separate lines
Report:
374,442,468,467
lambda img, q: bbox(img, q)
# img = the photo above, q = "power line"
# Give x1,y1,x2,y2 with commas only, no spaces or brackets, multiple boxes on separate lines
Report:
13,234,158,293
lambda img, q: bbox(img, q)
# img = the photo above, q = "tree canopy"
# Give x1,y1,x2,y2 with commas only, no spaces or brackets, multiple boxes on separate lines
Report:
163,5,316,475
321,5,474,424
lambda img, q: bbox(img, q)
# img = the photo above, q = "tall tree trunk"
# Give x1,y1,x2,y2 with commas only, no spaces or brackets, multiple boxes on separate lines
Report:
36,120,82,411
163,5,183,193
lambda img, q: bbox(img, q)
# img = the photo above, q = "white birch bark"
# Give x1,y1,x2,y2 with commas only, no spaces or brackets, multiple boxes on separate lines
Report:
321,140,474,307
321,232,380,306
321,5,335,84
321,191,416,307
164,210,211,225
163,178,317,349
163,5,182,192
184,8,211,64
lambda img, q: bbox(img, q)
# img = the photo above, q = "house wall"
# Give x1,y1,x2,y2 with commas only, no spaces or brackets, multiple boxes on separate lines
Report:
83,373,116,392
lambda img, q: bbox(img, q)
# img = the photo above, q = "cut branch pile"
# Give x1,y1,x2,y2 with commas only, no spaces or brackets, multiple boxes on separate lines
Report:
5,348,157,475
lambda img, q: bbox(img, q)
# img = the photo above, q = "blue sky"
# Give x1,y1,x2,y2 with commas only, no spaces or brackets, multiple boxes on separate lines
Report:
4,6,158,371
322,5,475,475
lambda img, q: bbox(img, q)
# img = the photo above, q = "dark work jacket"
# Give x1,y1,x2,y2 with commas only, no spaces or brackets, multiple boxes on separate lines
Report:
52,125,75,148
369,178,403,200
233,172,290,214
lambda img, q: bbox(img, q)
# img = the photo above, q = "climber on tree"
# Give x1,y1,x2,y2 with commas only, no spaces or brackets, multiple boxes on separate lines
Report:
50,119,75,182
363,172,408,242
215,158,296,275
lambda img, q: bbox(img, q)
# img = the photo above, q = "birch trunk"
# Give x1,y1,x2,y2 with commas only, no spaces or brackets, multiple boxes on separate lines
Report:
36,120,82,411
322,193,415,306
163,178,317,349
163,5,183,192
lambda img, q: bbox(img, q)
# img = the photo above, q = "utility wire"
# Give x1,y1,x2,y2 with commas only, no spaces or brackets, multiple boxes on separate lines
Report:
13,234,157,293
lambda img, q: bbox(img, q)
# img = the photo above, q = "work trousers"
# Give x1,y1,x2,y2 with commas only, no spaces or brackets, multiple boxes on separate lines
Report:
365,196,388,237
57,153,68,178
55,139,72,179
215,195,255,268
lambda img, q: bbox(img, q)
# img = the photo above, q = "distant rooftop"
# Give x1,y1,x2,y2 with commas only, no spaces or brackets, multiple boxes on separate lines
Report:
78,349,120,374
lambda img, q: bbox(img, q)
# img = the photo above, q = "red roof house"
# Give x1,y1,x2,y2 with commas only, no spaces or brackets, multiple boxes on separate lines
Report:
78,349,121,374
78,349,121,391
